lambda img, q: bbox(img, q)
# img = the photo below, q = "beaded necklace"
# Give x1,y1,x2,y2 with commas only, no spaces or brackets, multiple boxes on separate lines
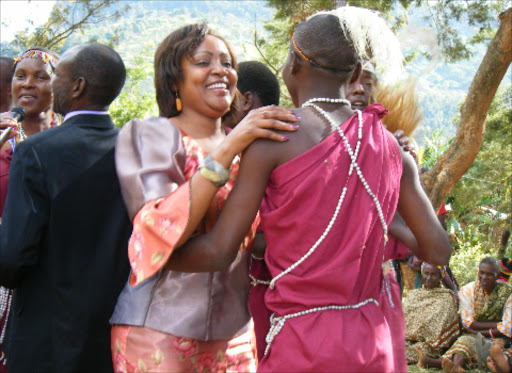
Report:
0,287,11,364
8,112,60,150
267,97,388,290
263,98,390,355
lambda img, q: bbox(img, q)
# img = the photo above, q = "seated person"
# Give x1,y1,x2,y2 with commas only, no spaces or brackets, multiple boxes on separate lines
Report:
441,257,512,373
404,263,460,368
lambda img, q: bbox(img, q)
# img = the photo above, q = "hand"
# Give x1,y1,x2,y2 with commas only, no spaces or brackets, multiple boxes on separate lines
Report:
0,112,19,147
214,105,299,168
394,129,417,163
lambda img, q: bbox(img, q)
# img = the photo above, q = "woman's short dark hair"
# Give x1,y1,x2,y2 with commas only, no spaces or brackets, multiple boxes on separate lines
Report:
154,23,239,118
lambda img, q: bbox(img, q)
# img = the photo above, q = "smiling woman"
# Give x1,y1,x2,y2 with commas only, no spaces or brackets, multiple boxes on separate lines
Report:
109,23,297,372
0,46,59,371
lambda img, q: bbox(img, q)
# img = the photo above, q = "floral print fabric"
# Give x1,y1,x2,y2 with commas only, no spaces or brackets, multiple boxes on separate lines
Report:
113,134,258,372
111,325,256,373
127,135,256,286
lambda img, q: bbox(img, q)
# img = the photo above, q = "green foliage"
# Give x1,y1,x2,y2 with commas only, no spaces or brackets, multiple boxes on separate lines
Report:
109,52,157,128
417,86,511,284
446,85,512,255
449,237,495,286
417,127,452,169
9,0,129,54
423,0,509,63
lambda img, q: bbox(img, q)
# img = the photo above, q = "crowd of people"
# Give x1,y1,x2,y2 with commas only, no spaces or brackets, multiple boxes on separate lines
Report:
0,5,506,373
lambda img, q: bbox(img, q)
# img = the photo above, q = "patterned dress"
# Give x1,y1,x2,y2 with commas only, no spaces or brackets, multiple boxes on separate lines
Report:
442,281,512,367
111,119,258,373
403,287,460,364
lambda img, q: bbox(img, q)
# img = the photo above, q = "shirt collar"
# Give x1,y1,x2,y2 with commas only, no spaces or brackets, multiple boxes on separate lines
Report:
63,110,109,123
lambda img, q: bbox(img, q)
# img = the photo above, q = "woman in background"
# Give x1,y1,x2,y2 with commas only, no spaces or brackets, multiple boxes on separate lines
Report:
0,48,59,371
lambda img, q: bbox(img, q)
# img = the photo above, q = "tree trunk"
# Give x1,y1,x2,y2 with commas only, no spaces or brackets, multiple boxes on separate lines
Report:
421,8,512,212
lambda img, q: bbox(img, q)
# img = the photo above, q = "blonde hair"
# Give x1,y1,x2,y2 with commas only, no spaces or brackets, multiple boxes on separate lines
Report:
374,77,423,138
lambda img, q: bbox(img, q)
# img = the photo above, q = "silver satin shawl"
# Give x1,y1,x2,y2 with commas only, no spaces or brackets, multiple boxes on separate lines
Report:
111,117,252,340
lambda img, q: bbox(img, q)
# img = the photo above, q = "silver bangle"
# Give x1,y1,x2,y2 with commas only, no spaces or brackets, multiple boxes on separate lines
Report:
198,154,231,187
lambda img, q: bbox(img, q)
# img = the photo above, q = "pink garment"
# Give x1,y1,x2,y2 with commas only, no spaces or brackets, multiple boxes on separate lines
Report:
257,104,402,372
0,148,12,217
248,257,272,362
381,238,409,372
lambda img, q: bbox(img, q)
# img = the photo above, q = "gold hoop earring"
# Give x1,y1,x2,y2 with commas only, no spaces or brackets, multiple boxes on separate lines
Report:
175,92,182,112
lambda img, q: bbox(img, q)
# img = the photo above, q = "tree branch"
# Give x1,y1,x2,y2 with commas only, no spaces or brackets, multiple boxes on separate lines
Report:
422,8,512,211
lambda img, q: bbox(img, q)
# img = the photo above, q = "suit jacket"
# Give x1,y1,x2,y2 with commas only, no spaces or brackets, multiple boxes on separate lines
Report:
0,114,132,373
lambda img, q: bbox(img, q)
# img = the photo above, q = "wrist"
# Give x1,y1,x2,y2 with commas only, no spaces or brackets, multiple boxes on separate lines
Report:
210,140,235,170
198,154,231,188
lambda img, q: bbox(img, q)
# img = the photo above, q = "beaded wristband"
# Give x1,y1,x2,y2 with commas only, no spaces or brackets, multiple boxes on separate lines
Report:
198,154,231,187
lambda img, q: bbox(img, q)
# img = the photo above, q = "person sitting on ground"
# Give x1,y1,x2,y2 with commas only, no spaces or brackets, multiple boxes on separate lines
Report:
403,263,461,368
441,257,512,373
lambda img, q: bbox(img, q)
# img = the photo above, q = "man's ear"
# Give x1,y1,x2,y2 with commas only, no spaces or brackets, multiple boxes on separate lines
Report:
71,77,86,99
349,62,362,84
241,91,254,112
290,51,301,76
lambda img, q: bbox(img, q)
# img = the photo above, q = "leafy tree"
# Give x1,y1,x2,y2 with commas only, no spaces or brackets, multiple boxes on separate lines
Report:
261,0,512,215
7,0,129,54
109,52,157,128
446,85,512,255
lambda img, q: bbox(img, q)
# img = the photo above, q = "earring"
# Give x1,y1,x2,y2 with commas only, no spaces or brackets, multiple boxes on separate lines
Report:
175,92,182,112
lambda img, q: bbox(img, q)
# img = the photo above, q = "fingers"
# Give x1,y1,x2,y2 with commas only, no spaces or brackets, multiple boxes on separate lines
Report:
257,105,298,121
0,116,18,130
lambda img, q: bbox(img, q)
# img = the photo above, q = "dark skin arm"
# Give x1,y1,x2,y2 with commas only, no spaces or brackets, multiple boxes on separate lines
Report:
167,137,276,272
395,146,451,265
388,213,418,251
464,322,503,339
168,126,451,272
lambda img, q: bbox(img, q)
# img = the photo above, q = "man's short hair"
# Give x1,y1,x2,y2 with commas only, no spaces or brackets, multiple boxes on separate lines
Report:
68,43,126,106
237,61,280,106
480,257,499,273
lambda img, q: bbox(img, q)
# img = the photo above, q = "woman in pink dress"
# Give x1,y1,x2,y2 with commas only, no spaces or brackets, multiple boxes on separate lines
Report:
110,23,299,372
167,9,451,372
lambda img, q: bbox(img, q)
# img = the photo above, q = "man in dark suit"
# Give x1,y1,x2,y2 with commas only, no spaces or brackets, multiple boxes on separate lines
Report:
0,43,132,372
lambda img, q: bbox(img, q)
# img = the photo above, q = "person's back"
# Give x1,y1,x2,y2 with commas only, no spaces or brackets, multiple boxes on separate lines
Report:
0,43,131,372
257,103,401,371
2,121,131,371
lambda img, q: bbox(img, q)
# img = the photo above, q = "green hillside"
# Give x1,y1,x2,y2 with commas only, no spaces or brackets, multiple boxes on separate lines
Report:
1,0,510,141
